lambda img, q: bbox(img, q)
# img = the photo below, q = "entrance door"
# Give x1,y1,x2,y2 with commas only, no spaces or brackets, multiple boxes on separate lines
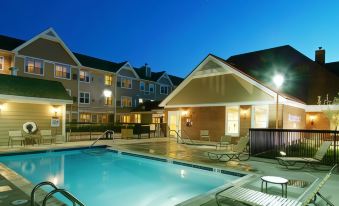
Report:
168,111,181,137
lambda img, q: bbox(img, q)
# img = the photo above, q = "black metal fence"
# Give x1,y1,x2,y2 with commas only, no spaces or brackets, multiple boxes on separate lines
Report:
249,128,339,165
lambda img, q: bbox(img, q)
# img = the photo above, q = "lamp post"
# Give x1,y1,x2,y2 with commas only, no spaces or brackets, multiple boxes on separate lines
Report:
273,74,284,129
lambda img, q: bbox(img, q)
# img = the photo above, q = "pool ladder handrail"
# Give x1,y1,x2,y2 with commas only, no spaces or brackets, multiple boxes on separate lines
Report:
90,130,114,147
168,128,193,144
31,181,85,206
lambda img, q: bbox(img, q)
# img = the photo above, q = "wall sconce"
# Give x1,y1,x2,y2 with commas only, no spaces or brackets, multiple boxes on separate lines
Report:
103,89,112,97
186,118,193,127
52,106,60,117
309,115,316,125
241,109,249,119
181,110,189,117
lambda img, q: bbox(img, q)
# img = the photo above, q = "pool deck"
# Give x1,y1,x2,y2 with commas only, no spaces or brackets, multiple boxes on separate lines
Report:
0,138,338,206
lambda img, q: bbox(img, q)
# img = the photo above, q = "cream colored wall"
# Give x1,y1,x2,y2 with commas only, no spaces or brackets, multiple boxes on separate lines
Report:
0,51,14,75
282,105,306,129
0,102,64,146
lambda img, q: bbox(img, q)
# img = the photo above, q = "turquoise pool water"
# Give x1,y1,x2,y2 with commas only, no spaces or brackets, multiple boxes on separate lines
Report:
0,148,239,206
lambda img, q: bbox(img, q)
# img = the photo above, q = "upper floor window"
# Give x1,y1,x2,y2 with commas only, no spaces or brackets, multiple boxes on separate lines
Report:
55,64,71,79
160,85,168,94
140,81,145,91
105,96,112,105
149,83,154,93
121,77,132,89
121,96,132,107
25,57,43,75
0,56,4,70
79,92,90,104
105,75,113,86
252,105,269,128
79,70,90,83
226,106,239,135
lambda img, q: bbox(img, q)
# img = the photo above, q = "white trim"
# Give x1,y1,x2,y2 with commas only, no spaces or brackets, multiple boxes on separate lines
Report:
157,72,174,86
54,63,71,80
116,62,140,79
79,70,90,83
160,84,169,95
12,27,81,66
251,105,269,128
0,94,72,104
79,91,90,104
62,105,66,138
305,104,339,112
0,56,4,70
120,76,133,89
164,100,276,108
225,106,240,136
24,57,44,76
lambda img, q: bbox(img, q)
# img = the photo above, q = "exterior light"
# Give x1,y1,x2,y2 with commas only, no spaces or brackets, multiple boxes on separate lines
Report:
280,151,286,156
181,111,189,117
0,104,3,111
52,106,60,116
273,74,284,88
310,115,316,125
103,90,112,97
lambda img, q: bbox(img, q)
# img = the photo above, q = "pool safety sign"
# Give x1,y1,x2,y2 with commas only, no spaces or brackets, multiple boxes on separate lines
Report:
51,117,60,127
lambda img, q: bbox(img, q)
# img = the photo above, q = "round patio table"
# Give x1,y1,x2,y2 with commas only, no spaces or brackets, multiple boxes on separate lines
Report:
261,176,288,197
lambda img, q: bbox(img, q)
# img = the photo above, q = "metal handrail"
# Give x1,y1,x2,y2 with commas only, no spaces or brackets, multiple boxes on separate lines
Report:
31,181,58,206
42,188,85,206
90,130,114,147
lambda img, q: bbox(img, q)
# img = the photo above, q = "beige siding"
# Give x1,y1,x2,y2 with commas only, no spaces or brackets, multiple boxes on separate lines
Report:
118,68,137,78
158,76,171,85
0,102,63,146
167,74,274,105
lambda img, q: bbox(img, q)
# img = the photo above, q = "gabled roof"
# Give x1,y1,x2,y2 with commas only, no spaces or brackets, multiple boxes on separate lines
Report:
325,61,339,77
0,74,72,101
226,45,339,105
168,75,184,86
0,35,25,51
134,66,183,85
73,52,126,72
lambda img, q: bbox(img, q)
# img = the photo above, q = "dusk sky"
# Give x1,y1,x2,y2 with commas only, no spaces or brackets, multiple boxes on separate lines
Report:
2,0,339,77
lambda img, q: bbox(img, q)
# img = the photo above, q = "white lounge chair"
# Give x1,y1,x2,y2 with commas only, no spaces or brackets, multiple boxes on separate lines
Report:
8,131,25,147
206,135,249,162
276,141,332,169
200,130,210,141
40,130,56,144
215,164,336,206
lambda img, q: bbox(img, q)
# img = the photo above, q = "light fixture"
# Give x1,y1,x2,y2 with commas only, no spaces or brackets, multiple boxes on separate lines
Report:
181,111,189,117
103,90,112,97
310,115,316,125
52,106,60,116
241,108,249,119
280,151,286,156
0,104,3,112
273,74,284,89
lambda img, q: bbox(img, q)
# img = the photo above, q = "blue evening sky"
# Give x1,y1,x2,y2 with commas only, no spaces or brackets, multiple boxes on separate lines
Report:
2,0,339,77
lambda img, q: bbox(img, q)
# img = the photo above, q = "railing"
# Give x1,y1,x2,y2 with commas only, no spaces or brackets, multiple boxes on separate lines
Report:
90,130,114,147
31,181,85,206
249,128,339,165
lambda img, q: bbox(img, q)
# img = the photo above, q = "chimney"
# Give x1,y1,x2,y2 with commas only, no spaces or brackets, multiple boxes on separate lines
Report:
315,47,325,64
145,63,151,78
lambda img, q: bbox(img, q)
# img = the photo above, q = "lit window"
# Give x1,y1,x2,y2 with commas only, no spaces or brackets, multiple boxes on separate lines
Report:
55,64,71,79
120,115,131,123
79,92,90,104
0,56,4,70
226,106,239,135
121,96,132,107
105,96,112,105
105,75,113,85
253,105,269,128
79,70,90,82
121,77,132,89
152,117,161,123
149,84,154,93
140,81,145,91
134,114,141,123
160,85,168,94
138,98,143,104
80,113,91,122
25,57,43,75
102,114,108,123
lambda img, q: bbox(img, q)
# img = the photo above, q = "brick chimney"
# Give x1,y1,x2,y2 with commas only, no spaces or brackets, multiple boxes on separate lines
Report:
315,47,325,64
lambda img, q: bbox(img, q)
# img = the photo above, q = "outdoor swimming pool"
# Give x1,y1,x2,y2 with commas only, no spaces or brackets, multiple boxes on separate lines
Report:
0,147,240,206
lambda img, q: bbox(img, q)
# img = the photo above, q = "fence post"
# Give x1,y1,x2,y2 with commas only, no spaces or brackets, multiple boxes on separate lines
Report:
334,131,337,165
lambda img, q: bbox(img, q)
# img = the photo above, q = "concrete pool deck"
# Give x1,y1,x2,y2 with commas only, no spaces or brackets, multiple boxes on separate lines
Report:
0,138,338,206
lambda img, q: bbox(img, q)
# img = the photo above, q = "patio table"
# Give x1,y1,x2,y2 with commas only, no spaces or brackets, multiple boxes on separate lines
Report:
261,176,288,197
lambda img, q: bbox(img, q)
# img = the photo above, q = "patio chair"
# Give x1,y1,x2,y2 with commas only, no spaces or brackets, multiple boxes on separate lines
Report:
217,135,232,148
276,141,332,169
40,130,56,144
215,164,337,206
8,131,25,147
206,135,249,162
200,130,210,141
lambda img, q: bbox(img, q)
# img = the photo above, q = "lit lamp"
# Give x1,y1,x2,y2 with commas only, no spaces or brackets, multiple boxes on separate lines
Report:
181,110,193,127
309,115,315,125
52,106,60,117
103,90,112,98
273,74,284,129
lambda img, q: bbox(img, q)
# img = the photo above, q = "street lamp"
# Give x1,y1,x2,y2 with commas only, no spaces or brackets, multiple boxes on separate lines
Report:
273,74,284,129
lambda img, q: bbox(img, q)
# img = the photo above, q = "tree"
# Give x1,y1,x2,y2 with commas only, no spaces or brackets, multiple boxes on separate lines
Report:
317,93,339,131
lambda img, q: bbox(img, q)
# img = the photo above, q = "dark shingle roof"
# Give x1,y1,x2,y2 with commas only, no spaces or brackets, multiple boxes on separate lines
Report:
224,45,339,104
168,75,184,86
0,35,25,50
73,52,126,72
0,74,72,100
134,66,183,85
325,61,339,77
131,100,163,112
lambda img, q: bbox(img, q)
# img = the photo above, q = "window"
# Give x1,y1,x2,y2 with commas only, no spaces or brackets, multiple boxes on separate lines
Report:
25,58,43,75
149,84,155,93
160,85,168,94
105,96,112,105
120,115,131,123
138,98,143,104
121,77,132,89
152,117,161,123
79,70,90,82
105,75,113,85
226,106,239,135
80,113,91,122
134,114,141,123
55,64,71,79
0,56,4,70
140,81,145,91
121,96,132,107
79,92,90,104
253,105,269,128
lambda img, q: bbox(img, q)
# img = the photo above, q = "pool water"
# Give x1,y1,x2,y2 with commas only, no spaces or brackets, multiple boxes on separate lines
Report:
0,148,239,206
